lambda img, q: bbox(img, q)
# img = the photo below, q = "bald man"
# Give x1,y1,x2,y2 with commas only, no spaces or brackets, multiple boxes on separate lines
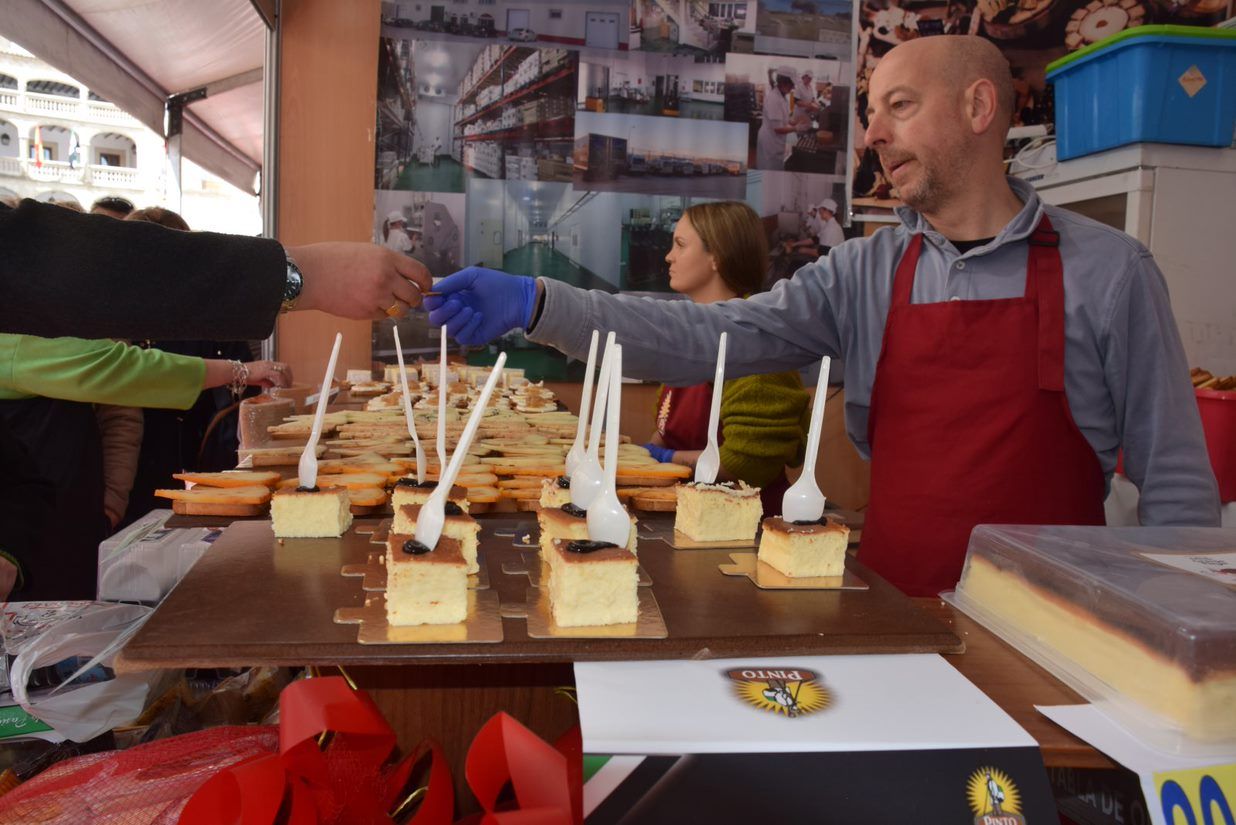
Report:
425,36,1220,596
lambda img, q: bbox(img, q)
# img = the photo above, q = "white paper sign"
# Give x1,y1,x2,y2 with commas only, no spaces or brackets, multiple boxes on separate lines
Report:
1037,704,1236,825
575,654,1034,756
1138,550,1236,588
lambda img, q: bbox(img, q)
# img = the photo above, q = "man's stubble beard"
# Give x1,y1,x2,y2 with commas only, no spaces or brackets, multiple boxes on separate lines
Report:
895,138,970,215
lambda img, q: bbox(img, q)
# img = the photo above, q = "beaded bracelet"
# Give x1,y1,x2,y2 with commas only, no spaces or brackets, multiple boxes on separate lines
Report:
228,360,250,399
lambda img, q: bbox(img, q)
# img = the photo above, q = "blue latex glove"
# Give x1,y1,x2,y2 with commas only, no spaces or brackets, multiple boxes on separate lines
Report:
424,267,538,346
643,443,675,464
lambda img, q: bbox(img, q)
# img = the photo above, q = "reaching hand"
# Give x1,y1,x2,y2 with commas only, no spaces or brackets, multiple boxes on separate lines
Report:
423,267,538,346
643,443,675,464
248,360,293,389
289,242,432,320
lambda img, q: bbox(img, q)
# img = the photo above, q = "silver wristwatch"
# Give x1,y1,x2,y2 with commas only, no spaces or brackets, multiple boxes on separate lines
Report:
281,249,304,313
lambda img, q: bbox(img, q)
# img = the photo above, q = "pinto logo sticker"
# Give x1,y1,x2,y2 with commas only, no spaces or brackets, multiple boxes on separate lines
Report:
726,667,831,718
967,767,1026,824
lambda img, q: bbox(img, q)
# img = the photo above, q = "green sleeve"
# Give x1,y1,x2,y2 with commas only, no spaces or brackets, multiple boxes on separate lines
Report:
0,334,206,409
718,371,811,488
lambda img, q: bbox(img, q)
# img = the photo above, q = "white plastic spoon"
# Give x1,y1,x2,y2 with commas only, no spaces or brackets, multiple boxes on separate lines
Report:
693,331,727,483
587,345,631,547
564,330,600,478
781,355,832,523
415,352,508,550
570,332,616,509
297,332,343,490
392,326,426,484
436,325,448,473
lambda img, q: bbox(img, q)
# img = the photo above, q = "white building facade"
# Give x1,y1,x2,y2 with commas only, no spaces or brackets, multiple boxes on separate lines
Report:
0,37,260,235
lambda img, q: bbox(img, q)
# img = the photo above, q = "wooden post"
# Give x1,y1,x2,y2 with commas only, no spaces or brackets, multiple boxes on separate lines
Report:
275,0,379,380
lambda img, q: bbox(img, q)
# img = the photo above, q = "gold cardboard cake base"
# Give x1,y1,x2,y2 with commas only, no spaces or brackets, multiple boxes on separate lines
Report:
342,551,490,590
659,528,758,551
501,586,667,639
718,553,868,590
333,590,503,644
500,551,651,587
368,519,393,545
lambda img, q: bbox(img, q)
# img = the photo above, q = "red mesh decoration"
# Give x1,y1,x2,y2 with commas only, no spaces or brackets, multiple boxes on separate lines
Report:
0,679,581,825
179,676,443,825
0,726,278,825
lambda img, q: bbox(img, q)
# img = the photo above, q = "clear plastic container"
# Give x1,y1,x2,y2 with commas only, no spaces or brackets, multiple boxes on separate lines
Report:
946,524,1236,756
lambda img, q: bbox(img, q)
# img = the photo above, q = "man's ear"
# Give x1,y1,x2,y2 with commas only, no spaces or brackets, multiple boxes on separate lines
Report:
966,78,1000,136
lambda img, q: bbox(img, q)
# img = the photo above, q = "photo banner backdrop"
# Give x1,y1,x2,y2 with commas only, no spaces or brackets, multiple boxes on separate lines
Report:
374,0,853,377
377,0,1229,375
848,0,1229,216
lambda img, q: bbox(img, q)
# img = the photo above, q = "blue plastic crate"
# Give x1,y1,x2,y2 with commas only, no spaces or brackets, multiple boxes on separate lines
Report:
1046,25,1236,161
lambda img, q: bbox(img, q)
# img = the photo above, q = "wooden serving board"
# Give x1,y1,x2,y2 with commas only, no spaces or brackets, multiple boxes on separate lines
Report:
172,501,266,517
119,515,962,669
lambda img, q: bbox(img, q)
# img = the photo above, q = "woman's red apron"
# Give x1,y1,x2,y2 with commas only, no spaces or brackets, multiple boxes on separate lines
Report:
657,384,789,516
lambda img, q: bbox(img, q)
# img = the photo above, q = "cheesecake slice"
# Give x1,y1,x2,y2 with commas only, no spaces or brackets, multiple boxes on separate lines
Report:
393,502,480,574
757,516,850,578
674,481,762,542
537,504,638,575
385,533,467,626
547,538,638,627
538,475,573,509
271,486,353,538
391,479,470,512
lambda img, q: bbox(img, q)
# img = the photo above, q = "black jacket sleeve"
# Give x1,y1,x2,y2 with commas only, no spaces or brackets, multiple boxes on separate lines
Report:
0,421,55,589
0,199,286,340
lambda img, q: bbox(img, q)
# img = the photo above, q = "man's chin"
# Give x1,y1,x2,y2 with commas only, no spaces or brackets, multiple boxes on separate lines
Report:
893,184,923,210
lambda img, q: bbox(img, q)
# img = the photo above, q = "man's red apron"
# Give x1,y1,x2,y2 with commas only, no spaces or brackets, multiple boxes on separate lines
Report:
657,384,789,516
860,216,1106,595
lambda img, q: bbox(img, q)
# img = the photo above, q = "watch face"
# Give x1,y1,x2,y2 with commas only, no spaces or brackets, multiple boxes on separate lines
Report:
285,259,303,301
282,256,304,311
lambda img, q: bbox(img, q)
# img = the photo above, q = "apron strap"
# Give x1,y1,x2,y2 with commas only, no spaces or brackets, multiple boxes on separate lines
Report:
890,233,924,309
887,221,1065,392
1028,214,1065,392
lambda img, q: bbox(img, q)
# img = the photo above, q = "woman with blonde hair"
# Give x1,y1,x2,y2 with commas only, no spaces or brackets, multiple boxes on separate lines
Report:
643,201,811,514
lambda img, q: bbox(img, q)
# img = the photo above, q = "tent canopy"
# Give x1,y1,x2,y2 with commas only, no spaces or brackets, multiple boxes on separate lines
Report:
3,0,268,194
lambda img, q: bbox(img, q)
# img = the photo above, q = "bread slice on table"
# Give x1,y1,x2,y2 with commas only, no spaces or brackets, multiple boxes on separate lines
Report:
173,471,282,489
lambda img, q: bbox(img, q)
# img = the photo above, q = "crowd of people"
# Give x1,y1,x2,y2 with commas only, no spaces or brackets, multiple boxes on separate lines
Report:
0,193,433,600
0,195,294,598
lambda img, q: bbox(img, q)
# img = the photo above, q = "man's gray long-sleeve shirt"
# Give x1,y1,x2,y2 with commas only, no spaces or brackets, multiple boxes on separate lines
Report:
528,177,1220,527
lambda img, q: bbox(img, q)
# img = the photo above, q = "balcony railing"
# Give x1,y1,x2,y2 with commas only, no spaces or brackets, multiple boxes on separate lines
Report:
25,158,83,183
86,101,139,125
88,163,140,188
3,157,141,188
25,93,78,116
0,90,141,127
